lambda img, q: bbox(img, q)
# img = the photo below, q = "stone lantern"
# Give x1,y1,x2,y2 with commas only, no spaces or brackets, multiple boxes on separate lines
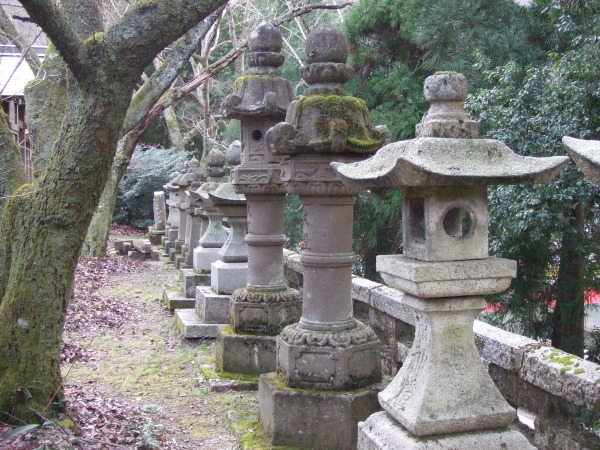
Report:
174,148,234,335
563,136,600,185
192,147,229,273
162,169,183,253
333,72,568,449
173,157,202,265
216,22,302,375
258,24,388,449
182,167,207,267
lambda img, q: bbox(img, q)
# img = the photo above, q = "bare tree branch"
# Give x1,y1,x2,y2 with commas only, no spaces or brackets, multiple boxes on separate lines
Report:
103,0,228,77
120,5,225,136
18,0,90,78
0,6,41,73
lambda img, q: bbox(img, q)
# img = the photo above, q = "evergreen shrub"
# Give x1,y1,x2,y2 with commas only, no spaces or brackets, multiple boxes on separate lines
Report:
114,145,191,228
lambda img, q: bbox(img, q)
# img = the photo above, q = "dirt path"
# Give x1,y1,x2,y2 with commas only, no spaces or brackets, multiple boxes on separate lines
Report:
2,233,275,449
65,257,265,449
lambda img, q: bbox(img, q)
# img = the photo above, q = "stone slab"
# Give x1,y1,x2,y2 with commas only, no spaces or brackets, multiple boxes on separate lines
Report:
163,289,195,310
208,378,258,392
377,255,516,298
180,269,210,298
133,239,152,253
127,250,147,262
352,277,414,326
259,372,382,450
216,330,276,375
114,239,133,254
357,411,534,449
193,246,221,272
474,320,600,412
210,260,248,295
175,254,187,269
174,308,226,338
196,286,231,324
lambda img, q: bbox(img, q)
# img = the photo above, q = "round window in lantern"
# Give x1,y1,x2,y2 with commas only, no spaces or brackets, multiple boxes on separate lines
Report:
442,207,474,238
251,129,263,141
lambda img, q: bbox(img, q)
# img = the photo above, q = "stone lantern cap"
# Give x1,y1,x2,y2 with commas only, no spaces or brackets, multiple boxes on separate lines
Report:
180,157,202,186
332,72,568,187
332,137,568,188
205,147,226,178
221,22,293,119
563,136,600,185
208,182,246,207
163,171,180,191
266,24,388,156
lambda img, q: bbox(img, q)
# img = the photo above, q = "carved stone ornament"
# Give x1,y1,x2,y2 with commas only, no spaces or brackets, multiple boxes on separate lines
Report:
279,320,378,348
221,22,293,119
266,24,388,156
232,286,301,304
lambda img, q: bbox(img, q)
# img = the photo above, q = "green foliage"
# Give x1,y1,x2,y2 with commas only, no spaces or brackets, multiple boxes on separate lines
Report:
343,0,545,280
343,0,542,138
353,188,403,280
586,327,600,365
283,194,303,250
114,146,191,228
467,0,600,347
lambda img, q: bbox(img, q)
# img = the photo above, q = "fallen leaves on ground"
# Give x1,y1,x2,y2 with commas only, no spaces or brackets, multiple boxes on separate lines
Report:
0,228,169,449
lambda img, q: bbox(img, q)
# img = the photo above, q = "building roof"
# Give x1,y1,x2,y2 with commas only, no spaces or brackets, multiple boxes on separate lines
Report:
0,46,45,97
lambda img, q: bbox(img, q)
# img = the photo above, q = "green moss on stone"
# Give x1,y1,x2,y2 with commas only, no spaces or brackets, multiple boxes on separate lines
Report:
543,350,582,373
574,368,585,375
233,75,274,90
295,95,383,153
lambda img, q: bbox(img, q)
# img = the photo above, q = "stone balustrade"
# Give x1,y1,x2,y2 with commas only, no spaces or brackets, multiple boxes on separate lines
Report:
282,249,600,449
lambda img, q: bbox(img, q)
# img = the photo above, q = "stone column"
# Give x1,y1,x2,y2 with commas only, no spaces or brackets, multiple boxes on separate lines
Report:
173,157,202,266
215,22,302,376
162,170,182,253
209,182,249,295
192,148,229,273
333,72,568,449
258,25,388,450
149,191,167,245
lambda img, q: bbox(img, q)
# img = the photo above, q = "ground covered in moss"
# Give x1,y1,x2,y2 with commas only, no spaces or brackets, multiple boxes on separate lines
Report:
0,225,274,449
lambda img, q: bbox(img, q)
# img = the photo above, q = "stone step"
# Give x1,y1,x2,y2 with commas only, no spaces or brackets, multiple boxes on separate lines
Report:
163,289,195,310
179,268,210,298
174,309,226,339
196,286,231,323
133,239,152,254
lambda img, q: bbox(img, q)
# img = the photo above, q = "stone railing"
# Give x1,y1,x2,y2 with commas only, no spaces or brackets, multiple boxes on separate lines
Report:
283,250,600,449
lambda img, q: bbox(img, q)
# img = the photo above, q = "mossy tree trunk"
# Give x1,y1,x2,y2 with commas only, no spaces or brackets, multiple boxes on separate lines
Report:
0,109,29,288
82,10,223,257
82,131,138,256
0,0,226,424
552,202,586,357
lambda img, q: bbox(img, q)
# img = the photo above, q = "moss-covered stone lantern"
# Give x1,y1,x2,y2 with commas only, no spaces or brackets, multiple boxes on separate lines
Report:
333,72,568,449
258,24,388,449
216,22,302,376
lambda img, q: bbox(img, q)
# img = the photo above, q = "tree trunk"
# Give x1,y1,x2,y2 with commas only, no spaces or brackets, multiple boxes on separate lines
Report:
25,46,68,178
552,202,586,356
0,78,132,422
82,132,138,257
0,0,226,423
163,106,184,150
